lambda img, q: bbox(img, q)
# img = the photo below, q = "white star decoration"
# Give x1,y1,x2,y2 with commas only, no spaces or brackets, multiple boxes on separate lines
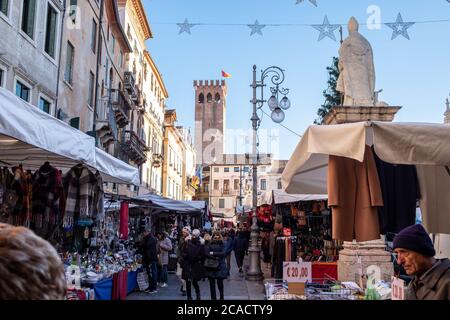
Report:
385,13,415,40
177,18,196,35
296,0,318,7
248,20,266,36
312,16,340,41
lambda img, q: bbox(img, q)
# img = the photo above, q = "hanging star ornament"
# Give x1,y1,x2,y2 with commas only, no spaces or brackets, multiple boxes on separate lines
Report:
385,13,415,40
177,18,196,35
248,20,266,36
296,0,318,7
312,16,340,41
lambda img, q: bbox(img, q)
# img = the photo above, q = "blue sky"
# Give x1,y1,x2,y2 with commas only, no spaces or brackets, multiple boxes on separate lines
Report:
144,0,450,160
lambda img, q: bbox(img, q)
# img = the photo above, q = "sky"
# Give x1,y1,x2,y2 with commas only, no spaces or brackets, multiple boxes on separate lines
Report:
143,0,450,160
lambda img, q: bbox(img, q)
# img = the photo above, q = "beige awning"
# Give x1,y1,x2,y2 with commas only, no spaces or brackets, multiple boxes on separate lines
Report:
281,121,450,234
282,121,450,194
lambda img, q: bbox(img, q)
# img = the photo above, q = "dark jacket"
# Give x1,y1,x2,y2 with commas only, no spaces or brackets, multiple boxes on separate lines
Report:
406,258,450,300
233,233,249,253
204,242,228,279
181,238,205,281
142,234,158,264
373,147,421,234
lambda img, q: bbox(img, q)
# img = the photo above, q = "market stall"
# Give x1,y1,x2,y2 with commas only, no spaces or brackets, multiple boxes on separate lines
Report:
265,190,340,280
0,87,141,300
278,121,450,299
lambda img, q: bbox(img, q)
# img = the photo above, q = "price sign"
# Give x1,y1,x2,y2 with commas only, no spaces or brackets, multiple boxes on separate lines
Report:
391,276,405,300
283,261,312,283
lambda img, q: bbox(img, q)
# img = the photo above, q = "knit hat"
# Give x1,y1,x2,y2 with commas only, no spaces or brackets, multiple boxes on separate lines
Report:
192,229,200,238
393,224,435,257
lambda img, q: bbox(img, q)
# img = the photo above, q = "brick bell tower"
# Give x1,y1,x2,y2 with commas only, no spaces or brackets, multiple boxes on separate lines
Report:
194,80,228,165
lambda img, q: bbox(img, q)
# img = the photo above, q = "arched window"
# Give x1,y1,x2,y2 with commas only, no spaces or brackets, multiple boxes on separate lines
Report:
207,93,212,103
198,93,204,103
215,93,220,102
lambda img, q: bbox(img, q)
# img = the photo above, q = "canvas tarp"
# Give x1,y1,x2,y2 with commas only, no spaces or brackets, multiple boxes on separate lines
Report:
134,193,204,214
281,121,450,233
271,189,328,204
0,87,139,185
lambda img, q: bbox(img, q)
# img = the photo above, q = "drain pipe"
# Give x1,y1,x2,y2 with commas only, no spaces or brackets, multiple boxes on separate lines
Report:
92,0,105,145
54,0,67,118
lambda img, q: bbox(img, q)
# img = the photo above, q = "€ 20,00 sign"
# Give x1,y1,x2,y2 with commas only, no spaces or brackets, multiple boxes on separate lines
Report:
283,262,312,283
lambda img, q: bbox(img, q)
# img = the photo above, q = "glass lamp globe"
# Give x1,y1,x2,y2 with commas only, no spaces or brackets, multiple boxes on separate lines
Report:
268,95,278,111
279,96,291,110
271,107,285,123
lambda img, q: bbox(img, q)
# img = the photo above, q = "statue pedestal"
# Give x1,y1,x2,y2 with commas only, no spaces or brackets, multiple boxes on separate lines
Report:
337,239,393,283
324,106,401,125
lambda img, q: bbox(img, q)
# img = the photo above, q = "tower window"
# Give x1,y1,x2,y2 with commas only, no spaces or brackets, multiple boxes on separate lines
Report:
215,93,220,102
207,93,212,103
198,93,204,103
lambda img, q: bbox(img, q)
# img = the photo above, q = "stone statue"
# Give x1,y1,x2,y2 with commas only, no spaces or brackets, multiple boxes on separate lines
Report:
337,17,380,106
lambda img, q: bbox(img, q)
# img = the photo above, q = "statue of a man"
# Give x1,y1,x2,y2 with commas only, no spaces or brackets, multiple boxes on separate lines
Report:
336,17,375,106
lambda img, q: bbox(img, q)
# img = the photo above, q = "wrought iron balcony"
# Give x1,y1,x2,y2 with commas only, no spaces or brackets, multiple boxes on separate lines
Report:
95,98,117,146
110,89,131,128
124,71,136,95
131,86,144,109
122,130,149,165
152,153,163,168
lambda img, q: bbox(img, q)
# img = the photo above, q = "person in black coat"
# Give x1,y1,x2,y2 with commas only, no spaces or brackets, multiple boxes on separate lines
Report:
141,229,158,292
233,230,249,273
204,231,228,300
181,229,205,300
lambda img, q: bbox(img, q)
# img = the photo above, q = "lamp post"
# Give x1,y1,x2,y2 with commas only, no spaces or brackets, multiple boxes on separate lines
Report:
246,65,290,281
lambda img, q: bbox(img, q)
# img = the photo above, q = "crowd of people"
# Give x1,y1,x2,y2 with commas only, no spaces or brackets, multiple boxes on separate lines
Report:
140,225,250,300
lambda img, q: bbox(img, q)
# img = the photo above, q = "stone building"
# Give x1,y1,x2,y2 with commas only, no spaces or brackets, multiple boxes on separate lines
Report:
0,0,63,115
162,109,184,200
139,50,167,195
194,80,227,165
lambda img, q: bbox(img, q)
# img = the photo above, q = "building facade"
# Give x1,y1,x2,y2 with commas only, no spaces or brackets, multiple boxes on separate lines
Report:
194,80,227,165
162,109,184,200
208,154,275,222
0,0,63,115
139,50,167,196
178,126,197,201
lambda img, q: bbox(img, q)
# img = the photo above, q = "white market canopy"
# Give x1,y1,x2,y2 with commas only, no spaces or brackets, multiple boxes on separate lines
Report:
281,121,450,233
134,193,205,214
271,189,328,205
0,87,139,185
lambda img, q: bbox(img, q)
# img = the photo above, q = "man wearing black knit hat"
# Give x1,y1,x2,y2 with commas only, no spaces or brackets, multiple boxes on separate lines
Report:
393,224,450,300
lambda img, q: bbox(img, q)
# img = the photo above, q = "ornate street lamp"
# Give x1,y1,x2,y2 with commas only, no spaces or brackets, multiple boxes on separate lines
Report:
246,65,291,281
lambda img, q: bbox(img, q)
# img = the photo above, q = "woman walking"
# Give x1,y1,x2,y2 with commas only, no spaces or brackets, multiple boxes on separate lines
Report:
157,231,172,287
204,231,228,300
181,229,205,300
233,230,249,273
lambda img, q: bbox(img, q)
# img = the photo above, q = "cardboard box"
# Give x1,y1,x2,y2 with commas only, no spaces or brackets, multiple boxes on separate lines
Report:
288,282,305,295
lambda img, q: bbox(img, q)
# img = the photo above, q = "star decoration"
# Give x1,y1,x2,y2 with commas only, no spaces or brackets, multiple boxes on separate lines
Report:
177,18,196,35
296,0,318,7
385,13,415,40
312,16,340,41
248,20,266,36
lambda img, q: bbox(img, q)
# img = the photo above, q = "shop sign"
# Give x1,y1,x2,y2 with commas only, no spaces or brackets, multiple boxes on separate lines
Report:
391,276,405,300
283,261,312,283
